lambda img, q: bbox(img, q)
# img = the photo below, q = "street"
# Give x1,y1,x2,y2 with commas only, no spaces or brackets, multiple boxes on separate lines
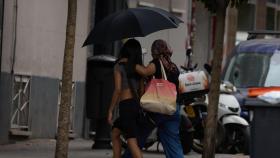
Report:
0,139,249,158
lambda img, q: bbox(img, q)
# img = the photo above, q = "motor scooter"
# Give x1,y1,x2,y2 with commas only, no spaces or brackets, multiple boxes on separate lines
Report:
179,51,250,154
207,63,250,154
185,81,250,154
216,81,250,154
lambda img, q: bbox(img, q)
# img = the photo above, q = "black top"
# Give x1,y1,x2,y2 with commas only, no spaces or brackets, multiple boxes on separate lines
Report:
150,59,180,93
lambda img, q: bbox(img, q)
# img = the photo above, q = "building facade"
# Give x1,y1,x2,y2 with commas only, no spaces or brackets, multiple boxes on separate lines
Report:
2,0,279,145
0,0,190,144
0,0,92,144
191,0,280,69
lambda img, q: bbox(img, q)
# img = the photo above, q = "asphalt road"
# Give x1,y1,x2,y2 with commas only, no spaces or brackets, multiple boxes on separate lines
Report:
0,139,249,158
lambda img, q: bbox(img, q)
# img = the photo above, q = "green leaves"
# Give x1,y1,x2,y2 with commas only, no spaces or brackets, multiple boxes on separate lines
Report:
197,0,248,13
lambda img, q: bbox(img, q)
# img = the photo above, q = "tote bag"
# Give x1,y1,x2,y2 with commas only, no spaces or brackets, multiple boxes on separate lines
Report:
140,60,177,115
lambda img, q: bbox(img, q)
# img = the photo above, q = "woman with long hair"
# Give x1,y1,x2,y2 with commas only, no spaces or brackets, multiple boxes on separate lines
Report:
107,39,144,158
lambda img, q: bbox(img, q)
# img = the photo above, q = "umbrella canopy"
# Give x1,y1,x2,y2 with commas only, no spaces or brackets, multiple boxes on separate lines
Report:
83,7,183,46
143,7,183,25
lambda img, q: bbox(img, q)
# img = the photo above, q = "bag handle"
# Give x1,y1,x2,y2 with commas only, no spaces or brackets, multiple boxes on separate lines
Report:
159,60,167,80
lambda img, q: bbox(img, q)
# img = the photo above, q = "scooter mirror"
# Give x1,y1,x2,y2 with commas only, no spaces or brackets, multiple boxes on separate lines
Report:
220,81,237,93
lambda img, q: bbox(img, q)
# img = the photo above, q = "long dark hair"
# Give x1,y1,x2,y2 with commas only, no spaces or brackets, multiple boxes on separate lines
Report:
117,39,143,78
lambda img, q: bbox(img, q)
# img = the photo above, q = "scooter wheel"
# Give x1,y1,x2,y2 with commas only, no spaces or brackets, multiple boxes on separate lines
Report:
222,124,250,154
192,138,203,154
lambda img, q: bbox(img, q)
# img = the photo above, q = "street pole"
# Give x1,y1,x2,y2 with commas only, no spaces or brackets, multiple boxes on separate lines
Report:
0,0,4,75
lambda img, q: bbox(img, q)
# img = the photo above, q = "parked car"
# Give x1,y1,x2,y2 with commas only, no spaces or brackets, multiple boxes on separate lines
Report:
222,36,280,121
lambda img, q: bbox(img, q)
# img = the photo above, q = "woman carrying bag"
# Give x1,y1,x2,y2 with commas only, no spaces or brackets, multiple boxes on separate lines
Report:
135,39,184,158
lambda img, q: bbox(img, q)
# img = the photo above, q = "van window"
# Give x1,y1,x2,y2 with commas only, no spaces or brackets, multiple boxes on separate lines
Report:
265,52,280,86
224,51,280,88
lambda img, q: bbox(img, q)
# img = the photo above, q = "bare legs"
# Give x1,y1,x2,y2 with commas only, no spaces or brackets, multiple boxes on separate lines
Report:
111,128,142,158
112,128,122,158
127,138,142,158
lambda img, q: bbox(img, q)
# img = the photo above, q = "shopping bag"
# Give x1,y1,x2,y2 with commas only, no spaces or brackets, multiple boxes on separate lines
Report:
140,60,177,115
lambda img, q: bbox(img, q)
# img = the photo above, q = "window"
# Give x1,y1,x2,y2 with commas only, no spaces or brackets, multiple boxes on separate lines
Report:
266,7,275,30
224,51,280,88
237,4,255,31
265,52,280,86
11,75,31,131
276,11,280,30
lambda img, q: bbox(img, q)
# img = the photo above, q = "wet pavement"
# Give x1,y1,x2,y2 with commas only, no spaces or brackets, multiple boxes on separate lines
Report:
0,139,249,158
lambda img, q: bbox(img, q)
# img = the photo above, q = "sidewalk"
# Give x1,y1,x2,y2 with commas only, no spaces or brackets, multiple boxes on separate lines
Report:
0,139,249,158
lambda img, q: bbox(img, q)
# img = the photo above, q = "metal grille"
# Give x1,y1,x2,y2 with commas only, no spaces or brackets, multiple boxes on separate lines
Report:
11,75,31,130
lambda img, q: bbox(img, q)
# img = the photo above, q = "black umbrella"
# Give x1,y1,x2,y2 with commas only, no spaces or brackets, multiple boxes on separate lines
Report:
143,7,183,25
83,7,183,46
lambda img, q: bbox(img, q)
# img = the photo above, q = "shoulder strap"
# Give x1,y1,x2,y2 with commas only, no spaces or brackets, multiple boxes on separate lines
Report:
159,60,167,80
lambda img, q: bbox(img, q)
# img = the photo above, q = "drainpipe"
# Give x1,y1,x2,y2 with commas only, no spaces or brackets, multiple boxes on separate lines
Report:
11,0,18,75
0,0,4,76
